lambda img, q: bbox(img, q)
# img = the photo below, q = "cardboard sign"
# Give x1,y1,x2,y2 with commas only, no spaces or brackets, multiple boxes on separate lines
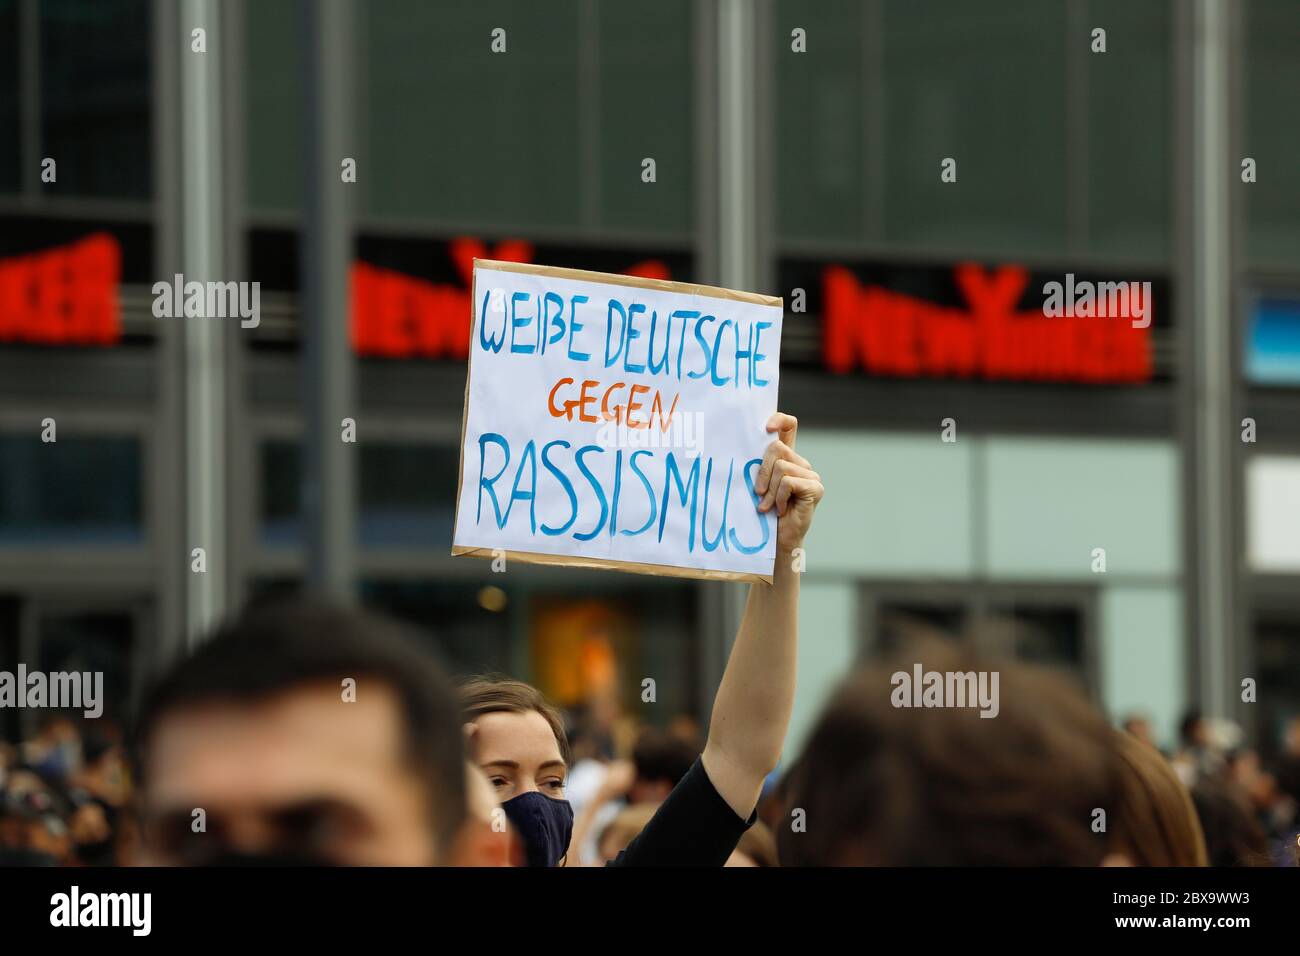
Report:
452,260,784,582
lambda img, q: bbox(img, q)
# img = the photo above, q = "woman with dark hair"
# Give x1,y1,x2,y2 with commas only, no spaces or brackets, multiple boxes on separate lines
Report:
460,412,824,867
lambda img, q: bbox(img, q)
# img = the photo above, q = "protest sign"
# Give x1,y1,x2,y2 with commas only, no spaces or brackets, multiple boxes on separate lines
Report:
452,259,784,582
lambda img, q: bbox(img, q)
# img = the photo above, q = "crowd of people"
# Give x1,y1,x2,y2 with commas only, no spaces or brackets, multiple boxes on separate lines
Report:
2,413,1298,867
1,647,1298,867
0,716,133,867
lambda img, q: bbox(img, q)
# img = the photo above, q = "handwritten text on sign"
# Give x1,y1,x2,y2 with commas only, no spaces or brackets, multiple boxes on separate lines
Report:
452,260,784,581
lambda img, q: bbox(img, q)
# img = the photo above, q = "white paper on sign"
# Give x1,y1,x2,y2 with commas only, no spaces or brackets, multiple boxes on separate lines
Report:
452,260,784,582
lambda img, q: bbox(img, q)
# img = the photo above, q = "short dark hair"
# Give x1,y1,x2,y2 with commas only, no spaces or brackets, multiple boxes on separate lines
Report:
133,600,467,856
632,728,696,787
779,641,1119,866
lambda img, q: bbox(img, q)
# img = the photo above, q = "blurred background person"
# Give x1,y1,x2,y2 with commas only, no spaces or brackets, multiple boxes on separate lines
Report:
570,726,699,864
1191,775,1272,868
593,803,658,866
1,783,73,866
132,601,471,866
777,641,1120,866
449,761,514,867
1172,709,1229,785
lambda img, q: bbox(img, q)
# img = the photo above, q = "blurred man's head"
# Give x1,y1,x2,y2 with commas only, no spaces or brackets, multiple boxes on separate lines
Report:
629,727,697,804
134,601,466,866
779,642,1119,866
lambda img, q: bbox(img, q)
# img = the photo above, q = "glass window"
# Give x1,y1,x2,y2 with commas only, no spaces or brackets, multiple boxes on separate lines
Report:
249,0,696,236
983,602,1087,675
1244,0,1300,271
259,439,460,548
360,579,514,676
880,0,1067,255
874,599,966,655
259,439,300,548
594,0,694,236
1253,613,1300,766
1245,295,1300,387
1082,0,1172,262
359,443,461,548
37,607,135,726
40,0,151,199
0,434,144,545
365,0,582,229
772,0,866,241
864,586,1092,686
0,0,18,194
245,0,303,214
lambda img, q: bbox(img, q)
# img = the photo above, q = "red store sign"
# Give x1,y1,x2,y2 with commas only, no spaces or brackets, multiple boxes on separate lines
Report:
0,233,121,346
823,263,1153,383
1,236,1153,387
351,238,671,360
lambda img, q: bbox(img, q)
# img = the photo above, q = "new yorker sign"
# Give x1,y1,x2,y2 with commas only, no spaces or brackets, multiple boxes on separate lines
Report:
820,262,1154,384
2,236,1160,387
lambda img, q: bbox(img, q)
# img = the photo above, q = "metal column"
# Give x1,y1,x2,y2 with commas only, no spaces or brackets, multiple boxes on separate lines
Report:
1188,0,1237,719
717,0,760,295
711,0,763,688
300,0,357,602
179,0,228,644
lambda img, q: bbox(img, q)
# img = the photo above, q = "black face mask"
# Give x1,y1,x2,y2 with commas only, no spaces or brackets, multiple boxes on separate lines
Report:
501,791,573,868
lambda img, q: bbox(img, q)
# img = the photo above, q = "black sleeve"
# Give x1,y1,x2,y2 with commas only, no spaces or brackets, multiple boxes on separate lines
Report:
605,757,757,867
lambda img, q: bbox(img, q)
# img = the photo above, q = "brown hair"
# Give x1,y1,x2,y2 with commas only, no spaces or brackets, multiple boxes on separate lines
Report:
597,803,659,860
1110,730,1208,866
779,641,1120,866
458,676,571,765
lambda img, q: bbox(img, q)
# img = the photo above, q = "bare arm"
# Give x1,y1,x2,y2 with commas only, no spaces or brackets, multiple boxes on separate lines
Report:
702,413,823,819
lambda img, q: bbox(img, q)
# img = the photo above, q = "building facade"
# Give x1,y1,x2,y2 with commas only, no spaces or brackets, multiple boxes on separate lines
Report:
1,0,1297,756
